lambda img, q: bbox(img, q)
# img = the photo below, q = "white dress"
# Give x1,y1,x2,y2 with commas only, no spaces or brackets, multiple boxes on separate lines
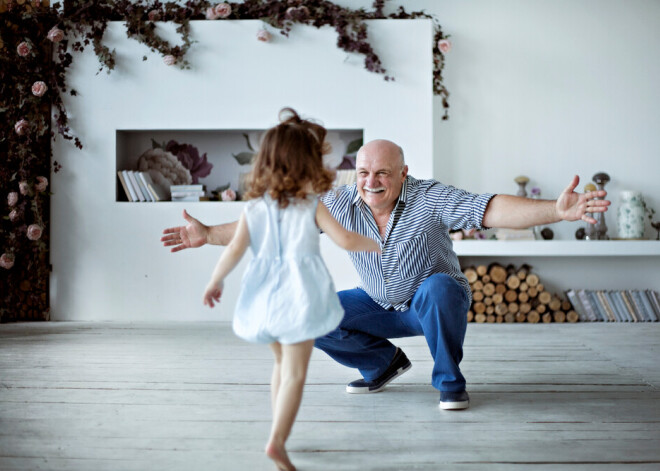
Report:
233,195,344,344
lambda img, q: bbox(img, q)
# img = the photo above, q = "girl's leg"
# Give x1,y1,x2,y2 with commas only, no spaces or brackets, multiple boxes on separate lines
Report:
265,339,315,471
269,342,283,414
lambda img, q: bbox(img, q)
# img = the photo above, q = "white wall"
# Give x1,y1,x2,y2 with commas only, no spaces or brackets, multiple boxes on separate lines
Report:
50,20,433,321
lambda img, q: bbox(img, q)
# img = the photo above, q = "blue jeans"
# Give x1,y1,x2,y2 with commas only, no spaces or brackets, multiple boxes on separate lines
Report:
315,273,470,392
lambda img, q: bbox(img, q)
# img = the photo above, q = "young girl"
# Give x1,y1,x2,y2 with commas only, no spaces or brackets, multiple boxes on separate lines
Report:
202,108,380,471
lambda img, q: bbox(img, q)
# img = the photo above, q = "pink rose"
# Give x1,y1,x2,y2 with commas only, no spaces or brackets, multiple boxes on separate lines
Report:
437,39,452,54
8,192,18,207
47,26,65,43
148,10,161,21
206,7,220,20
163,55,176,66
256,29,272,43
35,176,48,192
14,119,29,135
0,253,15,270
27,224,43,241
19,181,30,196
214,3,232,18
32,81,48,97
221,188,237,201
17,41,30,57
9,210,19,222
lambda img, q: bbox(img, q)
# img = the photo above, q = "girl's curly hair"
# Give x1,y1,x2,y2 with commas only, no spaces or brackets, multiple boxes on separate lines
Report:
244,108,335,208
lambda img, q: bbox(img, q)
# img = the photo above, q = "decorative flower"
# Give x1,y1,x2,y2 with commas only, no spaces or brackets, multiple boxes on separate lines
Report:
257,29,272,43
221,188,237,201
437,39,452,54
163,55,176,66
450,231,463,241
35,176,48,192
17,41,30,57
531,187,541,196
9,210,19,222
214,3,232,18
206,7,219,20
165,140,213,184
0,253,15,270
32,81,48,97
14,119,29,135
148,10,161,21
8,192,19,207
475,231,487,240
137,148,192,186
19,181,30,195
27,224,43,241
47,26,64,43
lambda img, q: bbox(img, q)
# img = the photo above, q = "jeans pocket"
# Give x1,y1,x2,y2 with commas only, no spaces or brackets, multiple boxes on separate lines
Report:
395,233,431,280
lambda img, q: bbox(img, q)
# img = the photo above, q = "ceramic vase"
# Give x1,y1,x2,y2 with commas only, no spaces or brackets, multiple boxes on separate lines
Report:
617,191,645,239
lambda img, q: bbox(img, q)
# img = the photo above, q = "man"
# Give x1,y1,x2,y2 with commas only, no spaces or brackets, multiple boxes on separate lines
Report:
161,139,610,410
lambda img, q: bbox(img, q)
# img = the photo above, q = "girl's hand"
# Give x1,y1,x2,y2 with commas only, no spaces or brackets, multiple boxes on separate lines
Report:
203,281,224,308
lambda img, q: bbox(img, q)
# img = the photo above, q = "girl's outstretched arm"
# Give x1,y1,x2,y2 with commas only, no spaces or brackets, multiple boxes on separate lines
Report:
316,203,381,253
203,213,250,307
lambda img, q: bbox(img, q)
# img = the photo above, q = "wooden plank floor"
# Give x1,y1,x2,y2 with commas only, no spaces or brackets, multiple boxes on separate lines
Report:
1,322,659,470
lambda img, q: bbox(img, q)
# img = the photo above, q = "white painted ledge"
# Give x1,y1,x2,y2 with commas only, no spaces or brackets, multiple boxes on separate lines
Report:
453,240,660,257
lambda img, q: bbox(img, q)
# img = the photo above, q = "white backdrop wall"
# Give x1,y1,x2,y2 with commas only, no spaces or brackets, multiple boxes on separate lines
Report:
50,20,433,321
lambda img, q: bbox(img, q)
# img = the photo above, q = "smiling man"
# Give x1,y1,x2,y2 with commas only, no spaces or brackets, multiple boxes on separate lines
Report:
162,138,610,410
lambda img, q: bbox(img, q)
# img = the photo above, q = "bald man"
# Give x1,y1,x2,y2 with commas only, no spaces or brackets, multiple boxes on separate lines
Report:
162,139,609,410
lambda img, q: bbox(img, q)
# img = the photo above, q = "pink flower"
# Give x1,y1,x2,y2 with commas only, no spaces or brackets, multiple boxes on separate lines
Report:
8,192,18,207
437,39,452,54
47,26,64,43
0,253,15,270
450,231,464,241
257,29,272,43
148,10,161,21
17,41,30,57
163,55,176,66
19,181,29,196
35,176,48,192
206,7,219,20
27,224,43,241
9,210,19,222
221,188,237,201
32,81,48,97
14,119,29,135
214,3,232,18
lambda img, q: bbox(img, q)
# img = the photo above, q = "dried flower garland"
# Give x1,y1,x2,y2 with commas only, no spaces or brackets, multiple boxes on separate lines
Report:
0,0,450,322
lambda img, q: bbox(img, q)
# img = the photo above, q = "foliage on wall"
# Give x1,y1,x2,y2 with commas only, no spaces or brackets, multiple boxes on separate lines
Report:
0,0,450,322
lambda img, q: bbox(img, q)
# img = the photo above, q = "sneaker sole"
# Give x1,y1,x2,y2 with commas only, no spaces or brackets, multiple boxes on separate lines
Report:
345,363,412,394
439,399,469,410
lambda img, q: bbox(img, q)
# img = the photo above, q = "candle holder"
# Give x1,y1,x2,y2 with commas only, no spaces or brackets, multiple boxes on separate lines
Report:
591,172,610,240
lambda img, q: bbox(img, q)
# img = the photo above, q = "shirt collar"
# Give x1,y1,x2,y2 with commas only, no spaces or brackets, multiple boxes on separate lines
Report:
352,176,409,207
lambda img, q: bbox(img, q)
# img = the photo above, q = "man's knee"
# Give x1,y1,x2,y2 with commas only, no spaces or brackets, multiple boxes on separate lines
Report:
414,273,469,316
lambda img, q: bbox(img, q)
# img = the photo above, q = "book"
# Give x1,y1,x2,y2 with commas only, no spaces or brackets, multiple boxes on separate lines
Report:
494,228,535,241
640,290,658,322
565,289,588,322
647,290,660,321
136,172,157,202
631,290,650,322
620,291,640,322
132,171,153,202
171,195,202,202
577,289,598,321
117,171,133,202
121,170,139,202
170,184,204,192
126,171,146,202
587,290,607,321
596,290,616,322
171,190,205,197
607,291,628,322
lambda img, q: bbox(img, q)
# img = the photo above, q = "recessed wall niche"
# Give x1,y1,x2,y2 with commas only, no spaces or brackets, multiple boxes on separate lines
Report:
115,128,363,202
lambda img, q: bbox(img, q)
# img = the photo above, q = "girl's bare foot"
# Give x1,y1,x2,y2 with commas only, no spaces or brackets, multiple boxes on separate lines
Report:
265,441,296,471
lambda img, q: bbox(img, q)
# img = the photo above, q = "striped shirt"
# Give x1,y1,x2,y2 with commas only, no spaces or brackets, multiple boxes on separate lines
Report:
321,176,495,311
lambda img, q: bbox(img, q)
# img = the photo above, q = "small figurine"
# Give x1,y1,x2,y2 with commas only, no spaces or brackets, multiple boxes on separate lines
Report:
514,175,530,197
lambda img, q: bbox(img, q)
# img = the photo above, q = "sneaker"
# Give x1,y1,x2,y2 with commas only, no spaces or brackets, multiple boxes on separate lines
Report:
439,390,470,410
346,348,412,394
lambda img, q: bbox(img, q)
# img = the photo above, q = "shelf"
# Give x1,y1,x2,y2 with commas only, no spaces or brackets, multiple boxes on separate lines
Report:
453,240,660,257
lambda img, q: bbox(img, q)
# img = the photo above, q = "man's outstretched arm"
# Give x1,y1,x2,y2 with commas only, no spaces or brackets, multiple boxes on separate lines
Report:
482,175,611,229
161,209,238,252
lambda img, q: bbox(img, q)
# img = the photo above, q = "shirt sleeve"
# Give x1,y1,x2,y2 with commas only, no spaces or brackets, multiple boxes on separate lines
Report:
425,182,496,231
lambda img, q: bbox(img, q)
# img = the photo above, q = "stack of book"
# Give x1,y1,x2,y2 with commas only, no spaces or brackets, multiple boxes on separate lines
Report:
494,228,536,241
565,289,660,322
171,184,205,202
117,170,167,202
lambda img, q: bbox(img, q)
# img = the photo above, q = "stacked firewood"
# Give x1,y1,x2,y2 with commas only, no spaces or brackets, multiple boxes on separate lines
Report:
463,263,578,323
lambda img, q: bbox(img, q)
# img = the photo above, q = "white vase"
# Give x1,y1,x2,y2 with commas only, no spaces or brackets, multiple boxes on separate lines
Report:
617,191,645,239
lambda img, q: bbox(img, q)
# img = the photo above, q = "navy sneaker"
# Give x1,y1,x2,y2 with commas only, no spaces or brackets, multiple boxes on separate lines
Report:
346,348,412,394
439,390,470,410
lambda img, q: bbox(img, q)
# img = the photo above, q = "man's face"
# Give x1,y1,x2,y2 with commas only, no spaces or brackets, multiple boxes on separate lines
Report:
356,142,408,213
